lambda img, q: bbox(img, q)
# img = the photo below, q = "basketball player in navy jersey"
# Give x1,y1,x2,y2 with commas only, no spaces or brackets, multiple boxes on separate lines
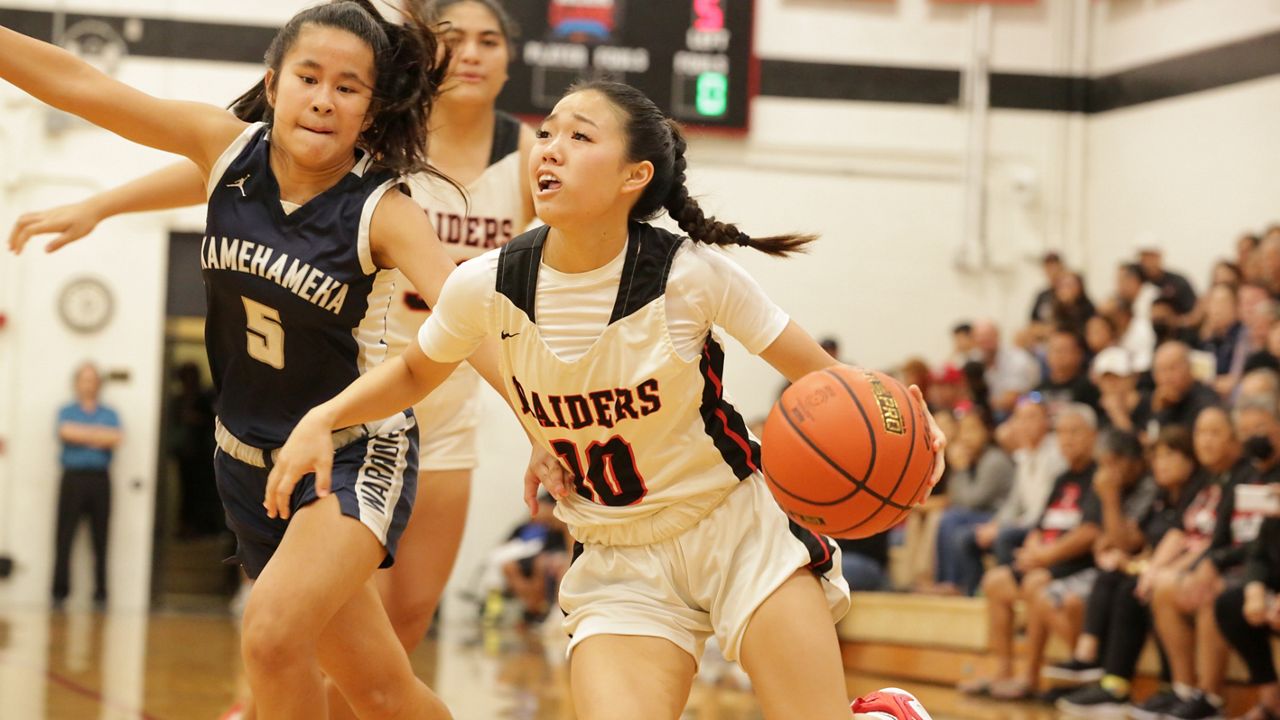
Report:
9,0,538,675
268,80,943,720
0,2,532,717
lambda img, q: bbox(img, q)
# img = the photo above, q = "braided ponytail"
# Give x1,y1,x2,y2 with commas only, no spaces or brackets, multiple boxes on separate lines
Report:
659,119,813,256
569,80,814,257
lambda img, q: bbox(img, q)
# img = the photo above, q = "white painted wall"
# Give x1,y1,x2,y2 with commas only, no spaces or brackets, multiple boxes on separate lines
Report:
0,0,1275,618
1083,0,1280,294
1090,0,1280,74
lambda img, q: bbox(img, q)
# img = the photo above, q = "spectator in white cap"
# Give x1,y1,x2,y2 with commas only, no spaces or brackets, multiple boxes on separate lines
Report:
1093,347,1140,433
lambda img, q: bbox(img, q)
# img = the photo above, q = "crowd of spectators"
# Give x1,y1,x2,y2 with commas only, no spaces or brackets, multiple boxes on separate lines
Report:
874,225,1280,720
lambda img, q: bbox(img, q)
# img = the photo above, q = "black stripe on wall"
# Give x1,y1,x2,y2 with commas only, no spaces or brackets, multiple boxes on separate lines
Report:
758,60,961,106
2,8,1278,114
0,8,274,65
1089,29,1280,113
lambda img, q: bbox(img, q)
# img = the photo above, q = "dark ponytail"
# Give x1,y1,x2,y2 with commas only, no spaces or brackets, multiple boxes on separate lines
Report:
569,80,815,257
227,0,449,177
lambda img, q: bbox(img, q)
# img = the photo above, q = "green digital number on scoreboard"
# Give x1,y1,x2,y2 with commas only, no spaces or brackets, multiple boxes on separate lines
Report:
502,1,753,130
695,72,728,117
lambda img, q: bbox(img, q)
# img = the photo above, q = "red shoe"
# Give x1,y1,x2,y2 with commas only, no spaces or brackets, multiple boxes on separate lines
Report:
850,687,933,719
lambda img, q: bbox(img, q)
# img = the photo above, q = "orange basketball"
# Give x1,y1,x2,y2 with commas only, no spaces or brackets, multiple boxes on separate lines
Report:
762,366,937,539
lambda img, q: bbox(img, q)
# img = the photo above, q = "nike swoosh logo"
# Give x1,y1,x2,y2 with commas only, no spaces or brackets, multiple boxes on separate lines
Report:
501,331,520,339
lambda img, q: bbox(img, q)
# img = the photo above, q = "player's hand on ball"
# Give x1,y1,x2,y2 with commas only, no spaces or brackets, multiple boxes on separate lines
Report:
524,444,573,517
911,384,948,495
8,202,103,254
266,410,335,520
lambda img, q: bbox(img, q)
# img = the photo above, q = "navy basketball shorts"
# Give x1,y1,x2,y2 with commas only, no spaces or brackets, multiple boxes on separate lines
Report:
214,413,419,579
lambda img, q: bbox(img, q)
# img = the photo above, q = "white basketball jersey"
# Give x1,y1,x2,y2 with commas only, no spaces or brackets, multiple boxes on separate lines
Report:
493,224,762,545
384,111,525,356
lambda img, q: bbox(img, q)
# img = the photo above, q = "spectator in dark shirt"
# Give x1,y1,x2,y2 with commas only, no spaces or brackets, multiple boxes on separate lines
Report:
1214,506,1280,720
1031,252,1066,326
1038,328,1101,417
1146,406,1249,720
52,362,122,609
1132,341,1221,443
1152,297,1201,347
1140,246,1199,316
958,404,1100,700
1054,427,1195,715
1201,393,1280,576
1052,273,1097,338
1198,283,1244,394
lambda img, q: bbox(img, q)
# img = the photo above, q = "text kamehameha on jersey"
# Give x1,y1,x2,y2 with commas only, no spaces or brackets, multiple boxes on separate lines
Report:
200,235,350,315
511,376,662,430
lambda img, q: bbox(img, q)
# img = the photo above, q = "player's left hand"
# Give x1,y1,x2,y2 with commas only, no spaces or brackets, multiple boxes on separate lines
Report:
523,444,574,517
266,410,335,520
911,385,947,495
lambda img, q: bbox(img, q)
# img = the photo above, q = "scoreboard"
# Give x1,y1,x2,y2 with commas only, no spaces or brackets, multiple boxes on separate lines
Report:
499,0,754,130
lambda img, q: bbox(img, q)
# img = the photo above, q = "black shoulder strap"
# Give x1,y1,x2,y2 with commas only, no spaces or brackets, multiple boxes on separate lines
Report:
609,222,684,325
496,225,548,322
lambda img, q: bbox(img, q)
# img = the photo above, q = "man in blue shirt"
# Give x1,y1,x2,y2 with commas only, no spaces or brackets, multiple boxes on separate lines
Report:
52,362,121,608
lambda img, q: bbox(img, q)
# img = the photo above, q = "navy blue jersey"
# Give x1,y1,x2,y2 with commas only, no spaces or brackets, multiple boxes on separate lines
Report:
200,123,402,447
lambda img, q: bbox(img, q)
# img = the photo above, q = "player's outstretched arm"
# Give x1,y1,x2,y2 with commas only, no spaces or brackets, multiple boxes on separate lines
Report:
9,162,206,254
0,26,244,173
266,341,460,520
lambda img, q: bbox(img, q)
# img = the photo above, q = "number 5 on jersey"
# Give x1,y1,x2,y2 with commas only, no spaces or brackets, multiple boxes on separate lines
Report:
242,296,285,369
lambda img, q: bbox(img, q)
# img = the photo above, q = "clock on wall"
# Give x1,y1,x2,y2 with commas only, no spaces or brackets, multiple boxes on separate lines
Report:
58,276,114,334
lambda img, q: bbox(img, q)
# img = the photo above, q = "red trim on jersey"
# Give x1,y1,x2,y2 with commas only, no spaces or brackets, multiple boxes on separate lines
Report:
702,348,758,472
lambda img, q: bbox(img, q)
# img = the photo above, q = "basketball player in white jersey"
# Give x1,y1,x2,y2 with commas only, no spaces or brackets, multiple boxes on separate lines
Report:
267,80,943,719
379,0,537,652
10,0,536,666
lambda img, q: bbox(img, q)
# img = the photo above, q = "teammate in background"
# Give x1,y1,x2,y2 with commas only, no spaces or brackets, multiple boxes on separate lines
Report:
0,2,526,717
378,0,536,652
9,0,536,676
267,80,945,720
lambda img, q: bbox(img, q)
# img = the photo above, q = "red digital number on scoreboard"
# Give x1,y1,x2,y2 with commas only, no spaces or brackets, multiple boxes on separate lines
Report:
693,0,725,32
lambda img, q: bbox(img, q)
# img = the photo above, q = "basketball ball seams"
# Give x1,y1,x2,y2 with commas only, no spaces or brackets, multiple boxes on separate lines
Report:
773,400,906,510
762,366,937,539
872,403,938,529
768,405,885,506
762,461,863,507
821,367,880,481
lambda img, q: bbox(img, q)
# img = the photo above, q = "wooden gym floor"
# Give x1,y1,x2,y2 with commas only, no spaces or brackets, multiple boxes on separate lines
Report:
0,603,1067,720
